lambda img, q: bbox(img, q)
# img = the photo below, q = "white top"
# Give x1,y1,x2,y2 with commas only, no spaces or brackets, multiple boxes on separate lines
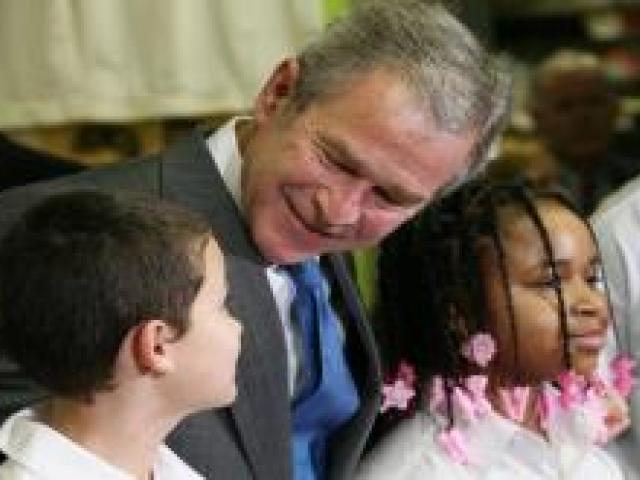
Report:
592,176,640,479
0,408,203,480
356,410,624,480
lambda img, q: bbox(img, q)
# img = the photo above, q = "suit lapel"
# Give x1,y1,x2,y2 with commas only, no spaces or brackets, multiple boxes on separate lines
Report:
324,253,382,480
156,133,382,479
160,131,292,479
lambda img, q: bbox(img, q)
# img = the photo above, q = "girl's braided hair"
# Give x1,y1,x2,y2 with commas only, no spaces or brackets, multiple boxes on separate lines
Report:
374,179,612,425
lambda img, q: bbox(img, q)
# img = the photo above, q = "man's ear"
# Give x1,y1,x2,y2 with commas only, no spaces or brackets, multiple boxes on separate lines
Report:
254,58,300,122
131,320,177,375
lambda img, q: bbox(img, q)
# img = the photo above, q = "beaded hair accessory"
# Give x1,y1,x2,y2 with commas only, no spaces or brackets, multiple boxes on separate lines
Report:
380,360,417,413
380,332,635,465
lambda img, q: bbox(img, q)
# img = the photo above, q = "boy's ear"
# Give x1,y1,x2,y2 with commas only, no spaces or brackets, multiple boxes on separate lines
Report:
131,319,177,375
254,58,300,122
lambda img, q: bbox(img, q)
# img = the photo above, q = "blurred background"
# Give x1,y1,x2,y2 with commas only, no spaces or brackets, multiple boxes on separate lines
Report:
487,0,640,215
0,0,327,187
0,0,638,206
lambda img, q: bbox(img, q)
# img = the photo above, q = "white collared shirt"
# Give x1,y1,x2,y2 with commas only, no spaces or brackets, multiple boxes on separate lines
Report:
206,118,301,396
592,176,640,479
0,408,202,480
356,405,624,480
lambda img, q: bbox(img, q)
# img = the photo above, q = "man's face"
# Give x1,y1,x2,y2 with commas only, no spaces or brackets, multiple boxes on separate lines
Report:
534,71,617,165
242,63,478,264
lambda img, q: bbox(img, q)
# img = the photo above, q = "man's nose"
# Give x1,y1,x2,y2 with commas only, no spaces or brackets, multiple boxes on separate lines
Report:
314,182,368,227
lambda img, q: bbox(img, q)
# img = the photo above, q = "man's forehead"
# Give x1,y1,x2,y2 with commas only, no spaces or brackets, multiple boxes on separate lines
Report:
318,133,427,204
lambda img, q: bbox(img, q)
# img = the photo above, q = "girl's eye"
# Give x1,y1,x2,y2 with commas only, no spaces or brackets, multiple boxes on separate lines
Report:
587,272,605,292
532,275,561,290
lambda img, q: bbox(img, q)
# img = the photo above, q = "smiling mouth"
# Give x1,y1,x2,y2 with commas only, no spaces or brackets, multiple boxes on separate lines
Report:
569,332,606,351
283,193,349,240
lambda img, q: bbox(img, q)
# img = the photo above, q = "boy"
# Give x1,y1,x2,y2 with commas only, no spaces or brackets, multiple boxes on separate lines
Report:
0,190,242,479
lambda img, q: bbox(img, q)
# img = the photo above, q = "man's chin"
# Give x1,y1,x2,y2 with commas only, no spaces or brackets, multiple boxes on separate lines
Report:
252,219,355,264
255,238,310,265
258,237,346,265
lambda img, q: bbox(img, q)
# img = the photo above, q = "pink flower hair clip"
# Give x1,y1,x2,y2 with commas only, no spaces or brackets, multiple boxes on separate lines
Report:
610,353,635,399
545,363,634,444
380,360,417,413
557,370,586,409
461,332,496,368
499,386,530,423
437,427,471,465
428,376,446,415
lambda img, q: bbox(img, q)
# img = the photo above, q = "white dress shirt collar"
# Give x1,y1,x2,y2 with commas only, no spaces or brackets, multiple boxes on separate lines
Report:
0,408,203,479
205,117,317,397
205,116,249,210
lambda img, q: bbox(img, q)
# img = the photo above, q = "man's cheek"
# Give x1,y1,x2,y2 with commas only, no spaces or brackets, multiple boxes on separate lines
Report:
362,211,411,240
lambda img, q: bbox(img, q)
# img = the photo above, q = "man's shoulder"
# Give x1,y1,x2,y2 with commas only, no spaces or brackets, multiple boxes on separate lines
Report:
0,147,160,195
0,130,214,233
0,128,210,197
0,153,160,238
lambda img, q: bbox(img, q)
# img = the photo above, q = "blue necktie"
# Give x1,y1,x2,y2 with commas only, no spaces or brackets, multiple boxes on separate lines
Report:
288,260,359,480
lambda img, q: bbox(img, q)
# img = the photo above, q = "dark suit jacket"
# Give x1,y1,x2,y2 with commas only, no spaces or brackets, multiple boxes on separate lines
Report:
0,129,382,480
0,133,85,192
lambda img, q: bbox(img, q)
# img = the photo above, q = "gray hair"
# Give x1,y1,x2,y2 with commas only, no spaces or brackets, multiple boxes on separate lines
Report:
291,0,512,184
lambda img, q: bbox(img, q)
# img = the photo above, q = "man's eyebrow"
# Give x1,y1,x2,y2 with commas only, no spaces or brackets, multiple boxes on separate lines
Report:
317,135,358,174
318,134,426,205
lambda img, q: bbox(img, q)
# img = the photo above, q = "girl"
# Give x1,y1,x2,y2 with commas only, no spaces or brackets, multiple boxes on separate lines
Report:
357,182,631,479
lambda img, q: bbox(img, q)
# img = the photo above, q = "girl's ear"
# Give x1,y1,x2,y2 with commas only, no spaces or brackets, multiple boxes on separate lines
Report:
131,319,177,375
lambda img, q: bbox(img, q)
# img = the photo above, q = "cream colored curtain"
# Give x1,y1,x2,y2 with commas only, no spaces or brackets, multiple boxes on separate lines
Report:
0,0,323,127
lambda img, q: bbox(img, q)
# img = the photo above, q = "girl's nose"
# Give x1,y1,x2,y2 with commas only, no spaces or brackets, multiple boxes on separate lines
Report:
568,284,609,327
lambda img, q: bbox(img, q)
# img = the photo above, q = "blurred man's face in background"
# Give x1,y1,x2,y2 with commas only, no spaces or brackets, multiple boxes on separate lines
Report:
533,70,617,166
